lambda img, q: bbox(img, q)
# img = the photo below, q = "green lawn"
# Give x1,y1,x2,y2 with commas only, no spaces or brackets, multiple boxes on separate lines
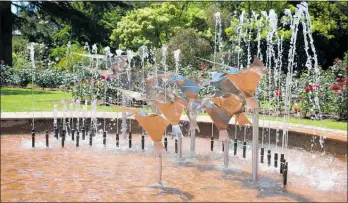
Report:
247,115,347,131
1,87,346,131
0,87,118,113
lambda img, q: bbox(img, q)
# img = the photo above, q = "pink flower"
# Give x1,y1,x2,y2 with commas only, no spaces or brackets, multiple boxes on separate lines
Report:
201,63,207,70
339,81,345,87
335,77,341,82
275,89,282,96
313,84,320,89
0,60,4,65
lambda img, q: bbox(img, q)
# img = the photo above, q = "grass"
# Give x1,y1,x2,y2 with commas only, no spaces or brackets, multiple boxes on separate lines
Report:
1,87,347,131
0,87,119,113
246,114,347,131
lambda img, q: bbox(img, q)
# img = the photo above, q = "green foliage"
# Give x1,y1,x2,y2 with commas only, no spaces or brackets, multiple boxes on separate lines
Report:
52,25,73,46
164,28,212,70
110,2,209,50
17,10,58,44
34,68,66,89
51,43,89,71
11,68,32,88
309,1,348,39
0,64,13,86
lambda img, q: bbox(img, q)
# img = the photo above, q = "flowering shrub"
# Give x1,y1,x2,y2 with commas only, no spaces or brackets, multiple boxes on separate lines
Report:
35,69,64,89
295,54,347,120
11,68,33,88
0,64,13,86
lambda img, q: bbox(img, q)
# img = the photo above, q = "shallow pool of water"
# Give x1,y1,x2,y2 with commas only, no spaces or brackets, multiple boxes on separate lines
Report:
1,133,347,202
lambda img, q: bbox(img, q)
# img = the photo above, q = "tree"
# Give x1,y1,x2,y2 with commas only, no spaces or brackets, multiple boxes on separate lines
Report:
0,2,13,66
0,1,131,66
166,28,213,70
110,2,210,50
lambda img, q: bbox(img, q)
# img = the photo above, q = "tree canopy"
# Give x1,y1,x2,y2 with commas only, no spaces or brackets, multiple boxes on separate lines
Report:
1,1,347,69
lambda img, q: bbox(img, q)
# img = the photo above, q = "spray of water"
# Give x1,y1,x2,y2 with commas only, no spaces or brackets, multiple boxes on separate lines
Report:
27,42,36,130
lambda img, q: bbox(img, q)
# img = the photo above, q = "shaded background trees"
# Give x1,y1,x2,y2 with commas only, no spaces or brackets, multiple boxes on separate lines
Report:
1,1,347,70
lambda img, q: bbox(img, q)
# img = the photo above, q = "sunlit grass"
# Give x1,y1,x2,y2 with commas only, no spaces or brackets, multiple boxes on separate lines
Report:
0,87,119,113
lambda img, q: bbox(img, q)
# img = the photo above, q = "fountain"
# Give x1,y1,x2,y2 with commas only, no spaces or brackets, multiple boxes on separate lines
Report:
1,2,347,202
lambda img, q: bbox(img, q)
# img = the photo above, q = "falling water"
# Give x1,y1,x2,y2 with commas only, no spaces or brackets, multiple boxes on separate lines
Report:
299,2,321,119
212,12,222,138
69,100,74,132
62,100,67,131
246,18,252,67
237,11,245,68
282,4,302,156
91,99,97,135
75,99,80,131
27,43,36,130
139,45,148,137
213,12,222,70
267,10,278,150
173,49,181,74
103,46,111,132
126,50,134,135
84,42,91,64
115,49,127,138
53,104,58,128
82,100,87,128
275,14,286,150
161,45,168,137
92,44,98,55
139,45,148,99
252,11,263,60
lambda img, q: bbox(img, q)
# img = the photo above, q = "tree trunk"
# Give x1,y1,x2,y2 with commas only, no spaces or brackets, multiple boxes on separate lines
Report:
0,2,13,66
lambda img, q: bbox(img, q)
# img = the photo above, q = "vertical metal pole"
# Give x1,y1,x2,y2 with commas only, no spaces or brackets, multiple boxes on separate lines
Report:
252,108,259,182
45,130,49,147
164,137,168,151
175,139,178,153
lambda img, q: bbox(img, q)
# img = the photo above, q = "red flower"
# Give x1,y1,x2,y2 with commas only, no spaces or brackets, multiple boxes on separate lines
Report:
339,81,345,87
275,89,282,96
331,84,340,90
304,86,311,93
313,84,320,89
335,77,341,82
201,63,207,70
101,75,106,80
106,77,111,81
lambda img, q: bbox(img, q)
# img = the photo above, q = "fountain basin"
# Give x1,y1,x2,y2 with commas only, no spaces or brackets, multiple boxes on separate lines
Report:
1,113,347,156
1,134,347,202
